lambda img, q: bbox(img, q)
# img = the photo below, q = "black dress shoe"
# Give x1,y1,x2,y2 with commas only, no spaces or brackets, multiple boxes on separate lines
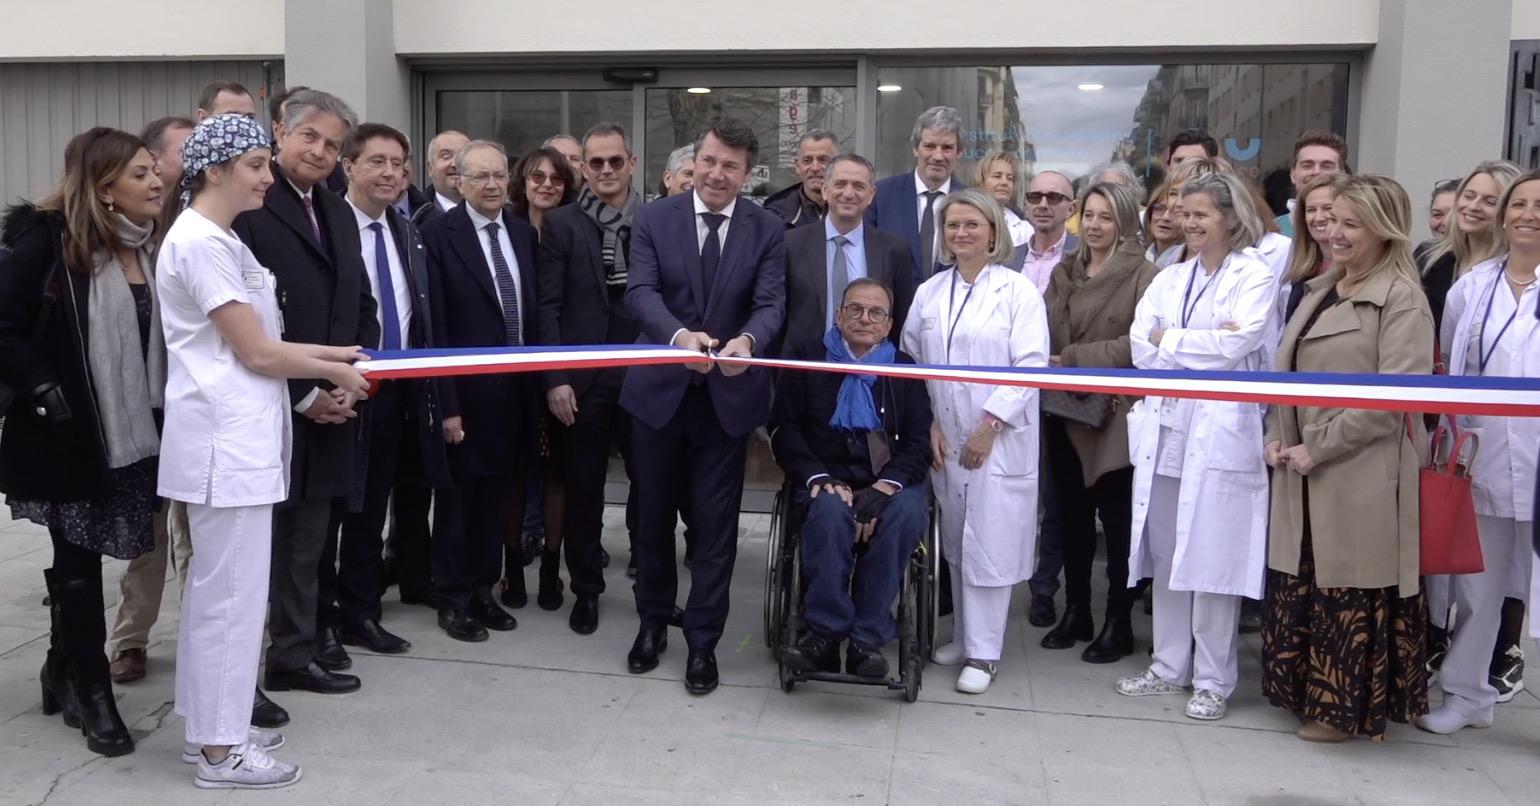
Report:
782,634,841,673
685,650,718,695
500,564,529,609
265,661,362,694
438,608,488,642
340,619,411,654
1081,615,1135,664
315,625,353,671
251,687,290,728
846,642,889,678
627,626,667,673
570,594,599,635
472,594,518,631
1028,594,1057,628
1041,603,1094,649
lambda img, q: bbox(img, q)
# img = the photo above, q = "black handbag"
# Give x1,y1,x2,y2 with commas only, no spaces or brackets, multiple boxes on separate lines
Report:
1041,389,1113,429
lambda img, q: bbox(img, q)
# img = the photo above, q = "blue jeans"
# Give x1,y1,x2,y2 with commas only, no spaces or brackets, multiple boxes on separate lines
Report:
796,482,928,647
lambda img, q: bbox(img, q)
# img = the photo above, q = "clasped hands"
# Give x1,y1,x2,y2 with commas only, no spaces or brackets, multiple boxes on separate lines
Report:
1264,440,1316,475
303,386,365,425
809,478,898,542
674,330,752,377
930,418,1000,471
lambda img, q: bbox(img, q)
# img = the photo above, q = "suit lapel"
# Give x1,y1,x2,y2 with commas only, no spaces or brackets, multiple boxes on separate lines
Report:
679,201,707,315
503,210,538,322
268,164,332,265
808,228,832,326
861,224,884,289
705,200,751,316
448,208,501,311
579,215,610,311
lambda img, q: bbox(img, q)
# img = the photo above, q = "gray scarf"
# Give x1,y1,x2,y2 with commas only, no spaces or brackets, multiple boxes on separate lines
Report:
88,214,165,469
576,185,640,286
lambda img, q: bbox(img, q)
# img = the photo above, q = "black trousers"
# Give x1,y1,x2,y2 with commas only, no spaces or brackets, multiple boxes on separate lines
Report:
551,369,631,597
390,483,435,598
433,471,512,611
1044,416,1136,613
631,385,748,651
268,496,334,674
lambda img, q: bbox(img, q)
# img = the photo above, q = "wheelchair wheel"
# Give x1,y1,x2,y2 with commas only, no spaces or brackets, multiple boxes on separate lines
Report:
917,508,941,661
904,649,923,703
778,655,796,693
898,549,923,703
764,488,788,653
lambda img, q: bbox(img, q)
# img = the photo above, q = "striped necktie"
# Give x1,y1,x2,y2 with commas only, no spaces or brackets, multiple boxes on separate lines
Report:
483,222,522,346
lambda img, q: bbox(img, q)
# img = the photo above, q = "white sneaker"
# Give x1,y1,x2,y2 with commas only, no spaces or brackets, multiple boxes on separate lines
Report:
1184,688,1228,721
183,727,285,763
1115,668,1186,697
1414,703,1494,735
955,660,997,694
932,642,964,666
194,741,302,790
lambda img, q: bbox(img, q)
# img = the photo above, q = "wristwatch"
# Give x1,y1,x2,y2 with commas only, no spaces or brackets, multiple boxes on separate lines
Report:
983,413,1004,433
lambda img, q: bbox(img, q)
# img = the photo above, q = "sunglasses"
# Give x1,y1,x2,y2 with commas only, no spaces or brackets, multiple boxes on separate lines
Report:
1025,191,1071,205
526,170,564,187
587,156,627,172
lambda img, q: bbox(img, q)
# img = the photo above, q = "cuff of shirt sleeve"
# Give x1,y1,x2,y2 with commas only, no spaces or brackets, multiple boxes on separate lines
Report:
877,479,904,491
294,387,322,414
806,473,830,489
738,332,756,353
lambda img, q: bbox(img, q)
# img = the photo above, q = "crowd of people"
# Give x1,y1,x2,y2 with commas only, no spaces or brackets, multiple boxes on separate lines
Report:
0,81,1537,790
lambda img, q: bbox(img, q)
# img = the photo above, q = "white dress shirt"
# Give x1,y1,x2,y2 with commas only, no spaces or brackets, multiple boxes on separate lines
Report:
912,171,952,222
348,200,413,350
693,191,736,252
465,204,525,342
435,191,457,212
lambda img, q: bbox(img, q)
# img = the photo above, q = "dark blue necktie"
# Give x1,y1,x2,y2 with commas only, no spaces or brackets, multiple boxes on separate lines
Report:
368,222,402,350
700,212,726,295
484,222,522,346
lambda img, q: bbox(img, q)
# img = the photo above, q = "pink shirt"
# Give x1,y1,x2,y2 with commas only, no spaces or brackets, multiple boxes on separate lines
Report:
1020,230,1067,293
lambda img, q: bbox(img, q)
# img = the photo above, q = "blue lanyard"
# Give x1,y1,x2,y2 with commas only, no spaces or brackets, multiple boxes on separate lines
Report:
1180,256,1227,328
1479,257,1520,375
946,269,979,359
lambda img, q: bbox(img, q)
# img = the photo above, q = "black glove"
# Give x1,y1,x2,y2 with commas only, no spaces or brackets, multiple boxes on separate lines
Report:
808,476,850,495
852,486,894,525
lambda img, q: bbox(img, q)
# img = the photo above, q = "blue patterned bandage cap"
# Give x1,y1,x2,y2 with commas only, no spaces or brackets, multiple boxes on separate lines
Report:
179,112,271,204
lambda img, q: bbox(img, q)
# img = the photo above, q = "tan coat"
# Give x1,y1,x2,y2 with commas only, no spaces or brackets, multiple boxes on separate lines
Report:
1044,240,1158,485
1267,266,1433,596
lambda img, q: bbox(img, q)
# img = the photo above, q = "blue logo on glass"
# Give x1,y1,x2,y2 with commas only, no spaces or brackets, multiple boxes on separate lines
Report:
1225,138,1262,162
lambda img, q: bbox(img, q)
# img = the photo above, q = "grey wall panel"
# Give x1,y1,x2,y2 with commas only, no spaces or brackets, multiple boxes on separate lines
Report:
0,60,281,206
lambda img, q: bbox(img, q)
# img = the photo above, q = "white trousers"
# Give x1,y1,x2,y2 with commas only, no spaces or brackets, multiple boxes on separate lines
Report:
948,562,1012,663
1147,475,1242,697
175,502,273,746
1440,515,1533,715
1427,519,1531,630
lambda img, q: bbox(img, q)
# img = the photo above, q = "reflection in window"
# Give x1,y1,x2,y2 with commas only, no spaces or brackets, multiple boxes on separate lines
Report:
436,90,633,161
877,63,1348,197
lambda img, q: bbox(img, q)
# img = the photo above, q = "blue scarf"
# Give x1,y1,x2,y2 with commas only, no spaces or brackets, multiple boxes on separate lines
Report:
823,326,895,432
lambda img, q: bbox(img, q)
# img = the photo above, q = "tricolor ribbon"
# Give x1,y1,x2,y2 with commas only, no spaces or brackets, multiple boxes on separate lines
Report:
357,344,1540,418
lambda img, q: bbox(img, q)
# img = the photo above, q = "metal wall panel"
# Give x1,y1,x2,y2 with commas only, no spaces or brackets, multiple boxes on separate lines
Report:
0,60,282,206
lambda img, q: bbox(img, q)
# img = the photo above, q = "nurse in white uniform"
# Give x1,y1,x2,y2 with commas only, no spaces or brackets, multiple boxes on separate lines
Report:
901,189,1049,695
1116,173,1276,721
1417,171,1540,734
157,114,369,790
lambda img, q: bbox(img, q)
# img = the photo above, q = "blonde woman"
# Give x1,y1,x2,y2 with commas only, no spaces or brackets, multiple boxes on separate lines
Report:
1279,174,1342,324
1420,160,1522,330
1263,175,1434,743
901,189,1048,694
975,150,1032,252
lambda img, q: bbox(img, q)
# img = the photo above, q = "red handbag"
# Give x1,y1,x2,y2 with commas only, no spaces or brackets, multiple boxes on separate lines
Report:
1405,413,1483,575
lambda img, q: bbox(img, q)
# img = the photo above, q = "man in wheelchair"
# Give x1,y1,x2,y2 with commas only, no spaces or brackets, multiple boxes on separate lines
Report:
769,278,933,678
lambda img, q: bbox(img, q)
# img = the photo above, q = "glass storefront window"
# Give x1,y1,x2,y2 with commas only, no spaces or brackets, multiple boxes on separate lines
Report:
437,89,632,161
876,63,1349,210
643,86,857,201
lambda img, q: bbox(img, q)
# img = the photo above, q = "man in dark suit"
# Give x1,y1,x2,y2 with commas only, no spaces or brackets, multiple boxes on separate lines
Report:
771,278,932,677
783,153,915,356
314,123,452,657
411,130,469,230
233,89,376,696
537,122,641,635
622,118,786,694
419,140,535,643
865,105,968,284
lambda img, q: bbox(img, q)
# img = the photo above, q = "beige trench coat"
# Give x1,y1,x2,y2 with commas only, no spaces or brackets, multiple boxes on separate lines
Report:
1266,266,1434,597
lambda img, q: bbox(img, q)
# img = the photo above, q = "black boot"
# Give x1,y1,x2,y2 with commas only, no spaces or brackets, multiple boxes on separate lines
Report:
39,569,80,728
57,576,133,757
499,545,528,609
538,547,564,611
1082,601,1135,664
1041,600,1094,649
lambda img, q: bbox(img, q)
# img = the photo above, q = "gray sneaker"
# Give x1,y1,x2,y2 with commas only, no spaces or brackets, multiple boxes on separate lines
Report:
194,741,301,790
183,727,284,764
1185,688,1228,720
1115,668,1186,697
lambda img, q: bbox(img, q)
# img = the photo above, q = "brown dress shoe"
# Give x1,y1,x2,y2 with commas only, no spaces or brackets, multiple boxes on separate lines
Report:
1296,719,1350,743
109,648,146,684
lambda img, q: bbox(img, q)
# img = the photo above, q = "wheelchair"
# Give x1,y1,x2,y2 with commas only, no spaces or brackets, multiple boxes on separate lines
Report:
761,478,940,702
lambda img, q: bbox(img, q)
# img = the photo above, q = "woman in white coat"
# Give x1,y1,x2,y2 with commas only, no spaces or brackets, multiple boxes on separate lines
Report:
158,114,369,790
1116,173,1276,721
1418,170,1540,734
901,189,1049,695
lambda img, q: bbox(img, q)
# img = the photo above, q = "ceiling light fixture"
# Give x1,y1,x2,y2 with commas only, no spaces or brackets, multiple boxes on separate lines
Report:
1077,83,1105,92
686,86,712,94
877,84,903,93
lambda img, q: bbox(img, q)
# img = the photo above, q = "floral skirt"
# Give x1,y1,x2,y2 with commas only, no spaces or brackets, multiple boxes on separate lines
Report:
8,457,157,561
1261,531,1429,739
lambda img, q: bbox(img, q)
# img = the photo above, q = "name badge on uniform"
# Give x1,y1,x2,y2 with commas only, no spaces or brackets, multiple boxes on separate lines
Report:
243,269,265,291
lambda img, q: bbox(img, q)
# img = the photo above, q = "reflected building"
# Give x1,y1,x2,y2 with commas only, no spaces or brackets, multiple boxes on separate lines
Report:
875,66,1031,180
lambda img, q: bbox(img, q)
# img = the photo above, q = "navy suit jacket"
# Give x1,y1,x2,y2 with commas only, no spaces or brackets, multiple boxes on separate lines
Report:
865,172,969,286
620,193,786,438
419,203,539,476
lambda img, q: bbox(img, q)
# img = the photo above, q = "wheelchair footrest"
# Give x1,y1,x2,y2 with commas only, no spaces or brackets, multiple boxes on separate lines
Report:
787,669,907,690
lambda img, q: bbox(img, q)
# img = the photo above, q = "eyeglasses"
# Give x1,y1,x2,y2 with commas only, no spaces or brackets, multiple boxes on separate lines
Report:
839,303,891,324
1025,191,1071,205
587,156,627,172
526,170,564,187
463,171,509,185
